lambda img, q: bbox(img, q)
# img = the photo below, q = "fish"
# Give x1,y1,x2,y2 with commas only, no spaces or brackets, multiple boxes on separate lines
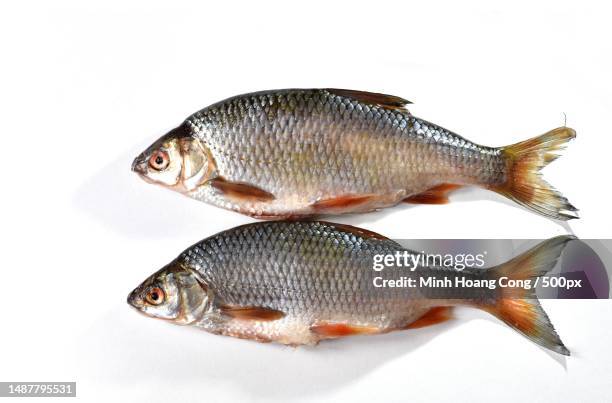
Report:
132,89,578,220
127,221,572,355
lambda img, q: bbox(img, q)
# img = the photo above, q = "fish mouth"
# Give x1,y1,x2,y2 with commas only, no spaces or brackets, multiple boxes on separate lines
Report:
131,156,157,185
131,155,145,174
127,288,143,309
126,289,157,319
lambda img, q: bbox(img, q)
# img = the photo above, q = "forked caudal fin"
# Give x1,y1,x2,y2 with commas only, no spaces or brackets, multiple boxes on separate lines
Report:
481,236,575,355
495,127,578,220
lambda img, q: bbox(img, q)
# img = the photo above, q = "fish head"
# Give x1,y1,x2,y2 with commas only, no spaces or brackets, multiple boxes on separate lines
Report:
127,263,211,325
131,124,213,193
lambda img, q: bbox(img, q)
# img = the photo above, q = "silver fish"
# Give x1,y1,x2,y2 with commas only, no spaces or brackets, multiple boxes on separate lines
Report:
132,89,577,220
128,221,572,355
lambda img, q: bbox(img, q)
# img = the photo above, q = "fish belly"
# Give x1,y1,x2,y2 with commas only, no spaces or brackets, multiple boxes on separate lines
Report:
212,304,434,345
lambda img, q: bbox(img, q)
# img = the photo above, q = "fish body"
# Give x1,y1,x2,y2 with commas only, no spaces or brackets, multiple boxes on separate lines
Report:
132,89,577,220
128,221,572,355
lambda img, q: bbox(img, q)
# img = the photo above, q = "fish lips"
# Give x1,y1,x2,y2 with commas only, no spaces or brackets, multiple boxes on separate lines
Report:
131,155,159,185
127,287,145,310
131,155,147,174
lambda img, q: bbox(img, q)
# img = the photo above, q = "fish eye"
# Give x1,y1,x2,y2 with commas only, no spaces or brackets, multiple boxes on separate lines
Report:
145,287,165,305
149,150,169,171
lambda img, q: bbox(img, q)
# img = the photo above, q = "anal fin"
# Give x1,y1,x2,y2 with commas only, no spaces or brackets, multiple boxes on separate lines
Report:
403,184,462,205
310,322,381,338
404,307,453,329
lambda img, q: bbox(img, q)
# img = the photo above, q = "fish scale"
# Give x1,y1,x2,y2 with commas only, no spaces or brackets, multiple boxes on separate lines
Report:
133,89,577,218
181,222,434,321
182,89,503,216
129,221,573,352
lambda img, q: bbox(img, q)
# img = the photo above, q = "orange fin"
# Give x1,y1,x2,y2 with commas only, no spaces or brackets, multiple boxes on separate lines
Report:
479,236,574,355
312,194,378,213
220,305,285,321
495,127,578,220
405,307,453,329
482,299,570,355
326,88,412,111
403,184,462,205
310,322,381,338
210,177,275,202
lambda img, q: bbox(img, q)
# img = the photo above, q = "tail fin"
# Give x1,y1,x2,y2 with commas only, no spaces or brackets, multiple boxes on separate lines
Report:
481,236,575,355
495,127,578,220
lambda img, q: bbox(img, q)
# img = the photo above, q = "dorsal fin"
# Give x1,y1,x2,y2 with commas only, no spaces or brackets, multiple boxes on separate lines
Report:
325,222,390,241
326,88,412,111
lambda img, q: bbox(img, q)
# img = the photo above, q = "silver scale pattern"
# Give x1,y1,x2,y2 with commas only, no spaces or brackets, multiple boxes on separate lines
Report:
185,89,506,215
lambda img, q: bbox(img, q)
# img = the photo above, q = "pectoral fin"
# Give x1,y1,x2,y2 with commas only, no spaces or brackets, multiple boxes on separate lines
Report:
310,322,381,338
220,305,285,321
209,177,275,202
403,184,462,205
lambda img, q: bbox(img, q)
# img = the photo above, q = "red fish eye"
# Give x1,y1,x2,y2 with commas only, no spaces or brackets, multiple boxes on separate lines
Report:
149,150,169,171
145,287,165,305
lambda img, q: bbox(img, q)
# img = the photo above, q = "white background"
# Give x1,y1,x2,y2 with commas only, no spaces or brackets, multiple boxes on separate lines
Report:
1,0,611,402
